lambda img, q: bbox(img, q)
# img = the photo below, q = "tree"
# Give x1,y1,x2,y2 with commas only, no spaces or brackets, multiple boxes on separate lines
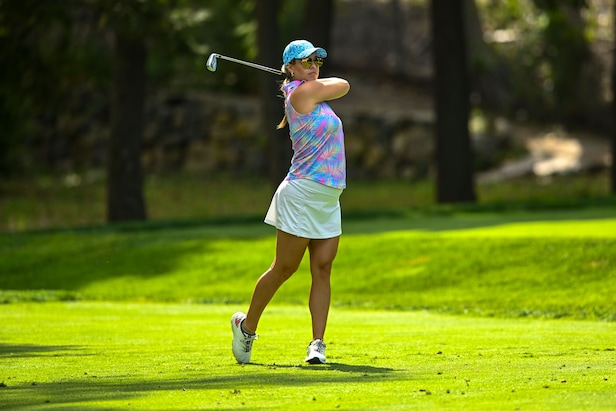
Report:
463,0,514,115
531,0,608,131
430,0,476,203
255,0,337,189
300,0,333,51
0,1,73,176
256,0,291,188
96,1,169,223
95,0,215,222
107,30,147,222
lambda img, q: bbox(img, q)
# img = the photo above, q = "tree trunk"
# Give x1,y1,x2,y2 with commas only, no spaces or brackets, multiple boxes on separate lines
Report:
301,0,336,77
107,31,147,222
430,0,476,203
301,0,333,51
256,0,291,189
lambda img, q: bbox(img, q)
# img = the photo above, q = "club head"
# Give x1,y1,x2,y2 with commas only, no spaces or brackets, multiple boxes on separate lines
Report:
206,53,218,72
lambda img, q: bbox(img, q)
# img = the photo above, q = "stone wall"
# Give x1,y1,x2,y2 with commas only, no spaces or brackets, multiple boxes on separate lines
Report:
31,79,438,181
140,89,436,181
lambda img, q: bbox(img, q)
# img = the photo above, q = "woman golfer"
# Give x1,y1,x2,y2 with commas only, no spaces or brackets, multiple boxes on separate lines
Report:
231,39,350,364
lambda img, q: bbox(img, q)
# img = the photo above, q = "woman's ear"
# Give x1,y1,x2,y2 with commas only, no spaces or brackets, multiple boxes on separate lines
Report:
285,63,294,78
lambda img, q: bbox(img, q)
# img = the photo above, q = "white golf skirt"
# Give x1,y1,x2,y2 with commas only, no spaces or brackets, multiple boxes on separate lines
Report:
265,179,343,239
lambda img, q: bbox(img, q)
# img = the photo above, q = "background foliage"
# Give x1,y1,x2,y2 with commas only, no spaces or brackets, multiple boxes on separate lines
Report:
1,0,613,176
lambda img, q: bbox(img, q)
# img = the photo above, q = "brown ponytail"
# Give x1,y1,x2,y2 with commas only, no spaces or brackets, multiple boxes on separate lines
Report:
277,63,295,129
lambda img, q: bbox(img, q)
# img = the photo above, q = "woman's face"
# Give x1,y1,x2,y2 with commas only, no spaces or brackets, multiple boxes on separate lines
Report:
287,52,322,81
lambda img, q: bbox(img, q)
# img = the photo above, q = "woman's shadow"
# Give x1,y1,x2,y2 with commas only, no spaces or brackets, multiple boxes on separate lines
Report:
252,362,394,374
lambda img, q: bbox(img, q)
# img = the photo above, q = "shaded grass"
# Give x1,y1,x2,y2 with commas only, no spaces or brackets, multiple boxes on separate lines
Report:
1,208,615,321
1,170,613,232
1,303,615,410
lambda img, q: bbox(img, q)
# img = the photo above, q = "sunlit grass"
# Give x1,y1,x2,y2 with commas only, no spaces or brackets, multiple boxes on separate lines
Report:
1,303,614,410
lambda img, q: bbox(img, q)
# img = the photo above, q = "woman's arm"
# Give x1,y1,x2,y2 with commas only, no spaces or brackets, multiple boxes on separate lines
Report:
290,78,350,114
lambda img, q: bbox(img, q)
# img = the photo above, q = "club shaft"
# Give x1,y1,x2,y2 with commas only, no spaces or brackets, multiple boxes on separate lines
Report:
214,54,282,75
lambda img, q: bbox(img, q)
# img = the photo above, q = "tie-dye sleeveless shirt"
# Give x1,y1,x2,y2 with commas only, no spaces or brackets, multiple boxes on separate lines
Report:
282,80,346,189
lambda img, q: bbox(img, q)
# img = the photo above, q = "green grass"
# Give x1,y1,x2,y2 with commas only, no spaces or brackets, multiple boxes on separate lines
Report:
1,170,613,232
1,208,615,320
1,173,616,409
2,303,615,410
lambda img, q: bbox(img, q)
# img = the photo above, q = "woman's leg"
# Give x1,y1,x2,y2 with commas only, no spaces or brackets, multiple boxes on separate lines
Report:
243,230,310,334
307,236,340,340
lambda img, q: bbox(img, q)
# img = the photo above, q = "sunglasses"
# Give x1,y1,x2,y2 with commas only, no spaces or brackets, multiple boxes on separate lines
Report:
298,57,324,68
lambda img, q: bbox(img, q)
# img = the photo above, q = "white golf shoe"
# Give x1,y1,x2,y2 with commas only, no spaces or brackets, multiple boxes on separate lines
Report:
231,312,257,364
305,339,326,364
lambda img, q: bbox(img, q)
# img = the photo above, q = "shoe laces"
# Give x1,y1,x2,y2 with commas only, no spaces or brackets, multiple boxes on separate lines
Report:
310,339,326,353
241,332,258,352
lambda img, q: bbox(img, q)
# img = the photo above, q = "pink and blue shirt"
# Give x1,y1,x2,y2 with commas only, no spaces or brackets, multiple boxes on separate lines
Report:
283,80,346,189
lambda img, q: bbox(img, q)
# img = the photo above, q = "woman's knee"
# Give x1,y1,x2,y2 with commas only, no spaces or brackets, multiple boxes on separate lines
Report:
310,261,333,282
270,262,300,282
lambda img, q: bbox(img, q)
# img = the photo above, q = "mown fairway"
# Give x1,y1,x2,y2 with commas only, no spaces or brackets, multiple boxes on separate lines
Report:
2,303,615,410
1,206,615,409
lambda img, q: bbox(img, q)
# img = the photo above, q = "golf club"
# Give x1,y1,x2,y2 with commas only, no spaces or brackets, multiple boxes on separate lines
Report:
206,53,282,76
